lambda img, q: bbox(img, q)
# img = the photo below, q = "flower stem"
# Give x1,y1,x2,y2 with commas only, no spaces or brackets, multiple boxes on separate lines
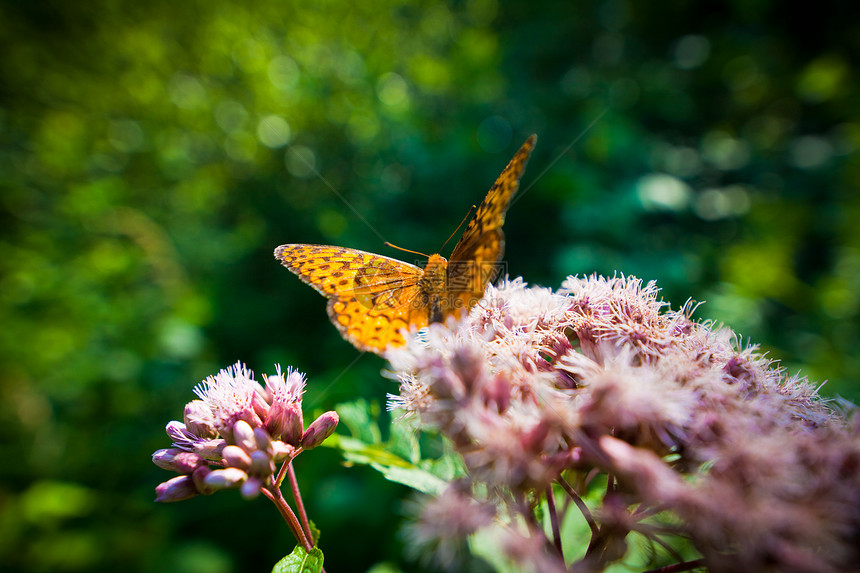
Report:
274,447,303,488
633,522,685,564
545,484,563,557
288,462,313,545
262,484,312,551
556,477,598,536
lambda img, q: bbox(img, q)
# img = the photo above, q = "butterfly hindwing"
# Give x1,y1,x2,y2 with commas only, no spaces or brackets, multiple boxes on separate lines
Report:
327,298,416,353
274,244,429,353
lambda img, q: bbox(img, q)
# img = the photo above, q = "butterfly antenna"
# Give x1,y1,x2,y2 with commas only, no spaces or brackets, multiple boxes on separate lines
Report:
384,242,431,259
439,204,476,253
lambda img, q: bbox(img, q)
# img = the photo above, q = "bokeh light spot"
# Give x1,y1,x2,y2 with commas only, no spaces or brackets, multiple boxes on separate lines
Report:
673,35,710,70
694,185,751,221
214,100,248,134
377,73,409,107
158,318,204,359
168,74,207,110
701,131,750,170
636,173,691,211
257,115,292,148
108,119,145,153
285,145,317,178
346,113,380,143
797,56,848,103
788,135,834,170
268,55,301,91
560,67,592,99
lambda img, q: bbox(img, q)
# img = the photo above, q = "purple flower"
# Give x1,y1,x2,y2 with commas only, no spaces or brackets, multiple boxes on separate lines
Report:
301,411,339,450
193,361,263,441
388,276,860,571
154,363,316,502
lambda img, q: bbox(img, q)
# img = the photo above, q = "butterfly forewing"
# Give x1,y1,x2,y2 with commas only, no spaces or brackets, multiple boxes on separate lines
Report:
446,134,536,307
274,244,429,353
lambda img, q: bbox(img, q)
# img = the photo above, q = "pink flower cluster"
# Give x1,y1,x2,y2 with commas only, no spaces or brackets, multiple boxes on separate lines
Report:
152,362,337,552
388,276,860,572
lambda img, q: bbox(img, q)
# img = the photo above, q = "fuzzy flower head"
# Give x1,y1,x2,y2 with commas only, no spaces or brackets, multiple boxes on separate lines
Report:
263,365,306,445
194,361,264,442
264,364,306,402
389,275,858,572
154,362,337,505
405,483,497,571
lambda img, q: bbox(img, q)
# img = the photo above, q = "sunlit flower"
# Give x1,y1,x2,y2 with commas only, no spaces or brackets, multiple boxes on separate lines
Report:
389,275,859,572
153,363,337,508
194,361,263,442
154,475,199,503
264,365,306,445
301,411,339,450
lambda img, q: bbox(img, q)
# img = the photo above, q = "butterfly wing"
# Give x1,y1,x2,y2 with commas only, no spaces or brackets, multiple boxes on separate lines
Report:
446,135,536,311
274,244,429,354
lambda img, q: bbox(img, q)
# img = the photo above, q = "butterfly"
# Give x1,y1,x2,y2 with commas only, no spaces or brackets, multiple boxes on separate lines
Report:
275,134,536,354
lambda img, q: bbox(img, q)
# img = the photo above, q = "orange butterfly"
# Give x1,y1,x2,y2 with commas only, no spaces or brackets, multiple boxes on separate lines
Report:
275,135,536,354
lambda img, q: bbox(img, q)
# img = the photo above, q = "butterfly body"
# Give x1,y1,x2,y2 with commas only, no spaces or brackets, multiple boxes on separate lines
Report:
276,135,536,354
414,254,448,322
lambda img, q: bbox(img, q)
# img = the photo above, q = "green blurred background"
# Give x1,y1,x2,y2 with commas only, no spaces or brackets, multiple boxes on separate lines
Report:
1,0,857,571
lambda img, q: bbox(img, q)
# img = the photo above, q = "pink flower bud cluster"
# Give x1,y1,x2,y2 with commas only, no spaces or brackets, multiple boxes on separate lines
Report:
153,362,338,503
388,276,860,572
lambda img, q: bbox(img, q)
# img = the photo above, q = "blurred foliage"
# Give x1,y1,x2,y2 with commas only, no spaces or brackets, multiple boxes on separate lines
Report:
0,0,857,571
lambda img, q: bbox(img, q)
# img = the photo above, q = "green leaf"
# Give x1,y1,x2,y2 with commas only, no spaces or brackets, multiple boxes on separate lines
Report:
271,546,324,573
308,520,321,545
387,414,422,464
327,400,466,494
468,527,521,573
336,399,382,444
328,434,448,495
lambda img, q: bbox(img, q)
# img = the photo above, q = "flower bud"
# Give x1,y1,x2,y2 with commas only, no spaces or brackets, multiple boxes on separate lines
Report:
165,421,192,443
254,427,274,456
240,476,263,500
192,466,216,495
451,345,484,393
264,373,285,396
482,374,511,413
250,450,275,477
232,420,256,451
173,451,207,474
429,366,465,401
152,448,184,471
252,389,271,421
520,421,549,453
272,441,295,462
266,402,303,446
191,438,226,461
204,467,248,490
155,475,199,502
222,445,252,470
300,411,339,450
184,400,218,439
